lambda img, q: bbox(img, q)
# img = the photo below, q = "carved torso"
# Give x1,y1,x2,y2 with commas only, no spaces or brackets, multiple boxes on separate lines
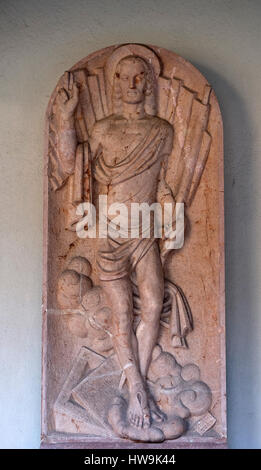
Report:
92,114,173,208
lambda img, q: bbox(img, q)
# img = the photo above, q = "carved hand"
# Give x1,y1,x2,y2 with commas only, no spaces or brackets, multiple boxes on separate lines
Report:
57,71,79,119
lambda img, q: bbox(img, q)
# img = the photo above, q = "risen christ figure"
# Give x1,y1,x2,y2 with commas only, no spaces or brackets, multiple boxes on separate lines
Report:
57,56,175,429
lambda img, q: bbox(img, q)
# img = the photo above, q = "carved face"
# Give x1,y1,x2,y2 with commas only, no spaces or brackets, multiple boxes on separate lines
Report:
116,57,147,104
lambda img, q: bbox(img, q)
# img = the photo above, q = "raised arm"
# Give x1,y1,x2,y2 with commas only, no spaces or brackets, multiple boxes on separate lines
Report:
56,72,79,176
89,118,110,195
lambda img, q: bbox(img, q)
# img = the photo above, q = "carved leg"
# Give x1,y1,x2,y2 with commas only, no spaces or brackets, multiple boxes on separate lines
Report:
101,277,150,428
135,243,165,422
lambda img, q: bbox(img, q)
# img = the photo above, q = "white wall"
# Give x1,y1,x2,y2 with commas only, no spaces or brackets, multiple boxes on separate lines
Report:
0,0,261,448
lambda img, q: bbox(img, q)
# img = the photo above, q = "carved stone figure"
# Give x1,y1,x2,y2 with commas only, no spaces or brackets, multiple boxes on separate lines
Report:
42,44,226,448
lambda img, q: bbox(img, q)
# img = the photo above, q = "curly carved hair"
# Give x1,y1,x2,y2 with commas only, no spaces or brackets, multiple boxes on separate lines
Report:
112,55,157,116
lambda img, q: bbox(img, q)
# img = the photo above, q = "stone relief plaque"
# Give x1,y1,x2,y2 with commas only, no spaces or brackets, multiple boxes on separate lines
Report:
41,43,226,448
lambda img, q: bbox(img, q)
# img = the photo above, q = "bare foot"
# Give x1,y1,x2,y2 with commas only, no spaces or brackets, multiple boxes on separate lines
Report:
148,394,165,423
128,383,150,429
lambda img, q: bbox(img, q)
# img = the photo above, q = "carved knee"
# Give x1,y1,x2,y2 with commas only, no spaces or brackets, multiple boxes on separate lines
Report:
141,296,163,325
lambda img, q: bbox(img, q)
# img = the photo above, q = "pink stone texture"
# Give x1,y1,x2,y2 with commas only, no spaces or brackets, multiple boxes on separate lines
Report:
42,44,226,448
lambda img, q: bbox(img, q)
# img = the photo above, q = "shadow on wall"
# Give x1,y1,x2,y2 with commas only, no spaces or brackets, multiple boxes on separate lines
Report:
195,62,257,449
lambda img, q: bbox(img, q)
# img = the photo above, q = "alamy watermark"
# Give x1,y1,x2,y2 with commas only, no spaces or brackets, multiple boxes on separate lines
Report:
75,196,184,249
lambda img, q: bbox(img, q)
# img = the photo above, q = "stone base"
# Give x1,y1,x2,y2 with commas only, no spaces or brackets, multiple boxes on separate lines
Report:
40,434,227,449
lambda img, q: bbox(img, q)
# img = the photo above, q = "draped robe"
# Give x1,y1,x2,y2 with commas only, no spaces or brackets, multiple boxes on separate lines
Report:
93,116,173,281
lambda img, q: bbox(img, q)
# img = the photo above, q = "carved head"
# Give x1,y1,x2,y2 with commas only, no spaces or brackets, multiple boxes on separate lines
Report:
113,55,156,115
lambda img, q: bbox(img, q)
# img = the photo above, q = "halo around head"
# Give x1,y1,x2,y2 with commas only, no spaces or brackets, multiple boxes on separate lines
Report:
105,44,161,89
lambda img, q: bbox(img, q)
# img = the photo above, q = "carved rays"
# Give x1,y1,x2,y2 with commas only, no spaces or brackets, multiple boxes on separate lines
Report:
48,56,212,210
